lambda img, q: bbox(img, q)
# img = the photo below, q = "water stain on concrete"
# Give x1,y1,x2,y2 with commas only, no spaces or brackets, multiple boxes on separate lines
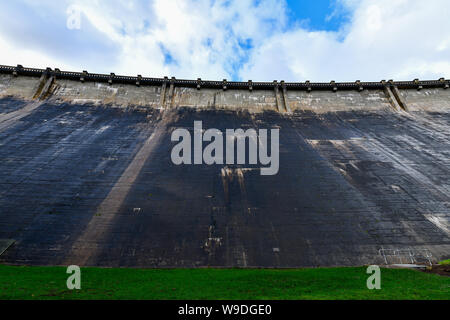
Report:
0,73,449,267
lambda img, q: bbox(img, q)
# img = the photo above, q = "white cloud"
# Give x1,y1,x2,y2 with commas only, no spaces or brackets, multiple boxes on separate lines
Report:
241,0,450,81
0,35,75,71
0,0,449,82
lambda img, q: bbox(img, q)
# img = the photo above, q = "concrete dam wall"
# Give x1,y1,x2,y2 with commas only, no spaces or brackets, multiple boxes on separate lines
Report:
0,65,449,267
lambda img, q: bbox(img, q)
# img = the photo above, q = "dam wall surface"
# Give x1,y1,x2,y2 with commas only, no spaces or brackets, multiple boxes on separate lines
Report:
0,65,449,267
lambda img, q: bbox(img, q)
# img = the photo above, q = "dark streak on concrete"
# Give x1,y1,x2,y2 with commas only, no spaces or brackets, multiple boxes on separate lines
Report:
0,98,160,265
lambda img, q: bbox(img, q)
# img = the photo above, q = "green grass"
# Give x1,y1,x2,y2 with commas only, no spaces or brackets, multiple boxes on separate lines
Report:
439,260,450,265
0,265,448,300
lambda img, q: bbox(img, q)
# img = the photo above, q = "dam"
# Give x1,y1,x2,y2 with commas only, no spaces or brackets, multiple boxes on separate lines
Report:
0,64,449,267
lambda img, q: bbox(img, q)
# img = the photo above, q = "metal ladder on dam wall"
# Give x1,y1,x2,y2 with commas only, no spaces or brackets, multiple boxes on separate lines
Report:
379,248,433,265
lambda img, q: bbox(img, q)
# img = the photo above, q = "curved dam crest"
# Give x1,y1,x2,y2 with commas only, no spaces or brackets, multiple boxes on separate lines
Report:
0,67,449,267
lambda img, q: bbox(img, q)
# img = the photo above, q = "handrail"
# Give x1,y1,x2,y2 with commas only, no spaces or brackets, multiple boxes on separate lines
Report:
1,64,448,91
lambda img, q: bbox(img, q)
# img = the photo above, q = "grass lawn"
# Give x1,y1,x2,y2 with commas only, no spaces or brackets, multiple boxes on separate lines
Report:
0,265,448,300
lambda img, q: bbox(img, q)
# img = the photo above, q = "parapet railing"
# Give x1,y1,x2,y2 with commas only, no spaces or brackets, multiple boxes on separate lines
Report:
1,64,449,91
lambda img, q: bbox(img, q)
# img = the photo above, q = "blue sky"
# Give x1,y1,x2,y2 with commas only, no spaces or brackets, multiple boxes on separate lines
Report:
0,0,449,82
286,0,348,31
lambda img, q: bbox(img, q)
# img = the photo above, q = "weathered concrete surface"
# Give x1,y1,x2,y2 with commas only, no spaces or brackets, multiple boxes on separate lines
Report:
0,73,449,267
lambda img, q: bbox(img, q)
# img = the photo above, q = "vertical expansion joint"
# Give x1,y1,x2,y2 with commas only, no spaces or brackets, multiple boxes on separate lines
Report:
441,78,450,89
273,80,280,96
43,67,52,80
280,80,291,113
197,78,201,90
280,80,286,96
280,80,287,94
331,80,337,92
414,78,422,90
388,85,408,112
168,77,176,108
136,75,142,87
388,80,395,90
248,80,253,92
38,74,55,100
274,80,281,113
273,81,280,112
356,80,363,91
80,70,87,83
13,64,23,77
160,76,168,107
108,73,115,85
383,84,400,111
222,79,227,91
280,81,286,98
305,80,312,92
169,77,176,92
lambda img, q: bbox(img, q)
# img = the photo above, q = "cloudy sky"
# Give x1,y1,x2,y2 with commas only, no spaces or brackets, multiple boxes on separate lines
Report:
0,0,449,82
